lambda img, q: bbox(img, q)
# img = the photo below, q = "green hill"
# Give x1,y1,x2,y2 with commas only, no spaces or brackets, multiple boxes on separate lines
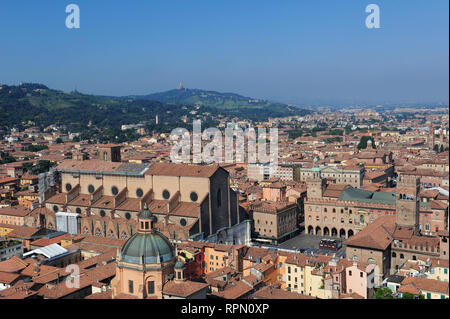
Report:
0,83,311,142
118,87,300,113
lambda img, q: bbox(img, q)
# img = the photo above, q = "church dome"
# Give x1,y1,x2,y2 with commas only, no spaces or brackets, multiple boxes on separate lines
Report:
120,203,176,265
121,231,175,265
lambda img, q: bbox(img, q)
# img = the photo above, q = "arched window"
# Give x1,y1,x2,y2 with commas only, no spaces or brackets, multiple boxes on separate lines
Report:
392,252,397,258
95,228,102,237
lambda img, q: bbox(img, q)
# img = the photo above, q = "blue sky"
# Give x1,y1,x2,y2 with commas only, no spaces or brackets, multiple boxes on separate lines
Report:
0,0,448,105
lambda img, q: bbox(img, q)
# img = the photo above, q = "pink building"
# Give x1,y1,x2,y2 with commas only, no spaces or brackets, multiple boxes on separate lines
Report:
345,262,379,299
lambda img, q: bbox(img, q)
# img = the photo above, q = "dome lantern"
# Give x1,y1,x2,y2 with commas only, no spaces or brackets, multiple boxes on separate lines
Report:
138,203,156,232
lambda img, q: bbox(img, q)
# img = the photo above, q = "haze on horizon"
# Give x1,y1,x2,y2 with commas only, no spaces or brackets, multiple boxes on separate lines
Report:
0,0,448,106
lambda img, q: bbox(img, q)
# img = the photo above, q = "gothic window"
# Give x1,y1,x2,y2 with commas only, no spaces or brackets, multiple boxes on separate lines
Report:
95,228,102,237
121,232,128,240
108,229,115,238
83,226,90,235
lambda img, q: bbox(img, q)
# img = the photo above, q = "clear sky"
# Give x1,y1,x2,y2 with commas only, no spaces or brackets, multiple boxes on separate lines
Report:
0,0,448,105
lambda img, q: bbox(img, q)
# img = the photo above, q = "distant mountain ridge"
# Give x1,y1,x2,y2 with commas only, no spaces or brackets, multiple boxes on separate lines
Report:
0,83,311,133
111,86,300,112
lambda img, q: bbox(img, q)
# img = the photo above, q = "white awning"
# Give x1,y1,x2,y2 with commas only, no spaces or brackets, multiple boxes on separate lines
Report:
23,243,68,259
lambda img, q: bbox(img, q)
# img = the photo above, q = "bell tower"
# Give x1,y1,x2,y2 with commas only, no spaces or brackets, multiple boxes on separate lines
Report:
98,144,121,162
395,174,420,235
306,166,326,200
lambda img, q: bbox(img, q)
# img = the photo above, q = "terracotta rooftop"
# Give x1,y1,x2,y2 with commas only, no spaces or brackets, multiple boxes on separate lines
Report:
146,162,220,178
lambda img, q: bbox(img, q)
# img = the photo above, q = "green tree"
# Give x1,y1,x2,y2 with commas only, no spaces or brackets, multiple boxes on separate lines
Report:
376,287,394,299
401,292,415,299
440,144,444,153
357,136,376,150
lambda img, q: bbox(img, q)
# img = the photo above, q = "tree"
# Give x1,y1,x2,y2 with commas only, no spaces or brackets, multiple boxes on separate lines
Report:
401,292,415,299
358,136,376,150
440,144,444,153
376,287,394,299
434,144,439,152
56,138,63,144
